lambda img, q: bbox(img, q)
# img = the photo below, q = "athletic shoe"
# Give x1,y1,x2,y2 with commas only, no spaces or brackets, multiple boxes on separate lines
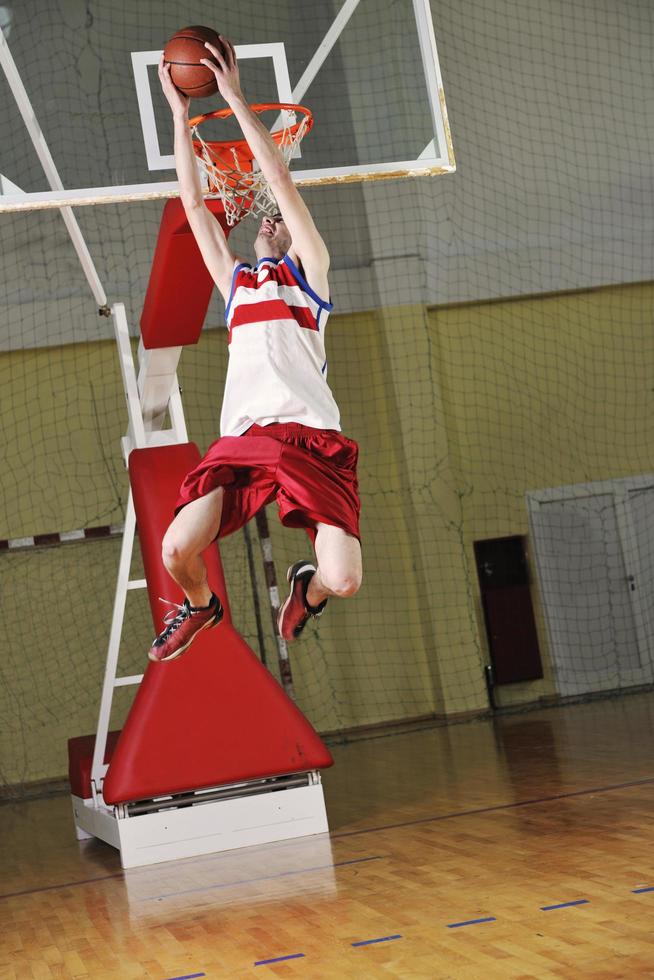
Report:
278,561,327,642
148,593,223,663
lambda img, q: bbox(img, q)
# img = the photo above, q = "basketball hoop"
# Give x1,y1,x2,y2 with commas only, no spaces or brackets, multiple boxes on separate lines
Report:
189,103,313,226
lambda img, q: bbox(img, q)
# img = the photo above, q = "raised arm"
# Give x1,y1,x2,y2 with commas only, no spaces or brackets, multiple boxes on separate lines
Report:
202,38,330,298
158,56,238,302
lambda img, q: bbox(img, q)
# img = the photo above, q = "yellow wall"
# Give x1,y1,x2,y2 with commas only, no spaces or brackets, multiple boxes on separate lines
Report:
2,281,653,785
429,281,654,706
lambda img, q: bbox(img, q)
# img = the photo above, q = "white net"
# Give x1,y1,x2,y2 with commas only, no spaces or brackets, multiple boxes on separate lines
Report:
191,105,312,225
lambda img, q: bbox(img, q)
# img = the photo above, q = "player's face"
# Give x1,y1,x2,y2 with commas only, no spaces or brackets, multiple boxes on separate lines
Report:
255,212,291,257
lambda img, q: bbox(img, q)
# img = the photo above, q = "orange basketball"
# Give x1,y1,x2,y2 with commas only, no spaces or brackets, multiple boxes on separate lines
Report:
163,26,224,98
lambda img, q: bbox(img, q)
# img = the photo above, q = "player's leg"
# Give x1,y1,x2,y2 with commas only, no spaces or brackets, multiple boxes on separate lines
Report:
278,522,362,642
161,486,224,606
274,425,362,642
308,522,362,604
149,487,225,663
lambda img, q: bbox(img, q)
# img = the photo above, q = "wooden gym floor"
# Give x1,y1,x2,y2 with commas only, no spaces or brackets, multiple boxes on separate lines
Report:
2,693,654,979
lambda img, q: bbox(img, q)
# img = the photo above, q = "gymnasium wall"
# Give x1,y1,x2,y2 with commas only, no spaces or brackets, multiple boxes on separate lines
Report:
3,281,654,785
410,0,654,303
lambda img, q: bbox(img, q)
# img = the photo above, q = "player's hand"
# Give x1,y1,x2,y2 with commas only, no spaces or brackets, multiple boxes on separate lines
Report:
201,36,243,104
158,55,190,119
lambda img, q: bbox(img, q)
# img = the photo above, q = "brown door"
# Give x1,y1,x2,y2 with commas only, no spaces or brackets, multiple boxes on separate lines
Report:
474,536,543,684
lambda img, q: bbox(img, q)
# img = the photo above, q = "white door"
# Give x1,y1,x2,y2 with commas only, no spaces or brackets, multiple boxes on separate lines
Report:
626,486,654,658
527,479,654,697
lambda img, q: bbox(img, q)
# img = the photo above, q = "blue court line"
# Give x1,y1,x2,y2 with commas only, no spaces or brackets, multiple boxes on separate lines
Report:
632,886,654,894
447,916,496,929
254,953,305,966
162,973,206,980
142,854,384,902
351,934,403,947
541,899,590,911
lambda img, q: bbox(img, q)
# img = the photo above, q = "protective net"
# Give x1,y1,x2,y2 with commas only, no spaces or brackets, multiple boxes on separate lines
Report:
2,0,654,797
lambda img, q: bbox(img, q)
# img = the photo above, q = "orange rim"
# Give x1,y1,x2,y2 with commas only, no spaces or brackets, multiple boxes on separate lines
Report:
189,102,313,169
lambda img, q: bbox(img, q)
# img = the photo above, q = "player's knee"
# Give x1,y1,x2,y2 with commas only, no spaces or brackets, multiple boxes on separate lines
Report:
161,530,190,570
337,576,360,598
323,569,362,598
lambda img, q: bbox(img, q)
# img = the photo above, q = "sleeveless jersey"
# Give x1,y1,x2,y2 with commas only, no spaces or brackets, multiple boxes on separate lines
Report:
221,254,341,437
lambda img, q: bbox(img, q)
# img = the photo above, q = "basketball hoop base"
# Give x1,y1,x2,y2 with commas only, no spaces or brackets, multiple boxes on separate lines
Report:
72,772,327,868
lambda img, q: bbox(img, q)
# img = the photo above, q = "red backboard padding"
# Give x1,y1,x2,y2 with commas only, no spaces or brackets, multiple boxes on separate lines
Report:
140,198,230,350
102,443,333,805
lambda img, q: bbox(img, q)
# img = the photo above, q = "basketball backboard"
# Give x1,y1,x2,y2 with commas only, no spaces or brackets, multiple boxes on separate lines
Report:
0,0,454,211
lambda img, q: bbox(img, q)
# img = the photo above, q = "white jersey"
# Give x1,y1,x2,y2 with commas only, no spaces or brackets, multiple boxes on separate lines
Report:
220,254,341,437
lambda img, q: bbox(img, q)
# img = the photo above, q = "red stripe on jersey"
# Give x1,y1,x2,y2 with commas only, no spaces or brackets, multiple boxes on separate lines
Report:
272,262,298,287
230,299,318,334
233,264,296,288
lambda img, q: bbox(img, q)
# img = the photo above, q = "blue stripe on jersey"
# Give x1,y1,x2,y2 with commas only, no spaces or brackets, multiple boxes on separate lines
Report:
283,254,333,311
224,262,250,323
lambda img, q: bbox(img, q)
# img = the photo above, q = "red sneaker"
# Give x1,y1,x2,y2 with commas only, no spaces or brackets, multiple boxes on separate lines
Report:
148,593,223,663
278,561,327,642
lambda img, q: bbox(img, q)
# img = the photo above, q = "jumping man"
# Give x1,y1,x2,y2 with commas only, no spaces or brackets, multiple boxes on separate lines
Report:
149,36,362,663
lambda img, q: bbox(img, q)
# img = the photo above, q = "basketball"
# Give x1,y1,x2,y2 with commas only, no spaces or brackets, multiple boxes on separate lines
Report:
163,26,224,98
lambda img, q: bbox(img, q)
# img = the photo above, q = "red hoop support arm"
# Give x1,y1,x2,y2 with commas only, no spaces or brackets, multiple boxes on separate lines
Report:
140,197,232,350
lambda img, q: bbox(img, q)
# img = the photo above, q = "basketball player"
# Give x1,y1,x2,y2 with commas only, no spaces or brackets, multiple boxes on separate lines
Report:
149,36,362,662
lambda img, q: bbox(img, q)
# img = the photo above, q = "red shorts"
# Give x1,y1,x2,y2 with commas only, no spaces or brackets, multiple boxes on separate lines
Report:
175,422,361,543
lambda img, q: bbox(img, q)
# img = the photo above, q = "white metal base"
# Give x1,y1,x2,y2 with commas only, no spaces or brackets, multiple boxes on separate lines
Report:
71,774,329,869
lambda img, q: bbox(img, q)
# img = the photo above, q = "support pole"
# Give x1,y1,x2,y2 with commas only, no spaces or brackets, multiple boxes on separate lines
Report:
242,521,268,666
90,491,137,798
0,27,107,306
255,508,295,698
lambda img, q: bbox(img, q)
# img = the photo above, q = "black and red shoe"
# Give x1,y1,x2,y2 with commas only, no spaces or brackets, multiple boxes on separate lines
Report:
278,561,327,642
148,593,223,663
